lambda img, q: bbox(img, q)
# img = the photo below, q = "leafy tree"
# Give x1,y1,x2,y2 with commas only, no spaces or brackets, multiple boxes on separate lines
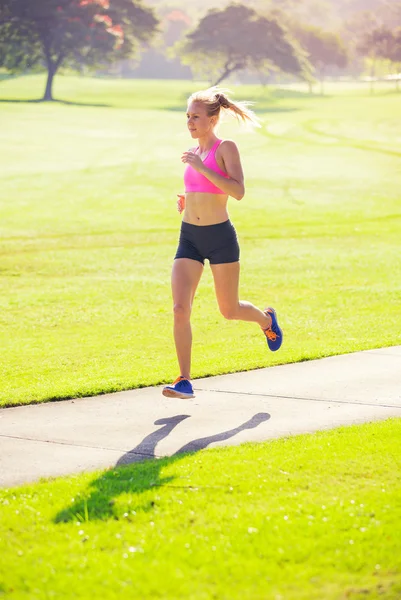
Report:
373,26,401,91
0,0,158,100
341,9,378,76
389,28,401,89
357,25,396,92
291,24,348,93
176,3,310,86
259,0,332,27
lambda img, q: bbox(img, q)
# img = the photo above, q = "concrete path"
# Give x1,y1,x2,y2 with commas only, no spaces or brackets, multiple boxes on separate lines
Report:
1,346,400,488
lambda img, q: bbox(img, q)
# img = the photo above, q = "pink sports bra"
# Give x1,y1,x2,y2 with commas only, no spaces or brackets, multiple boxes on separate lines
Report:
184,139,229,195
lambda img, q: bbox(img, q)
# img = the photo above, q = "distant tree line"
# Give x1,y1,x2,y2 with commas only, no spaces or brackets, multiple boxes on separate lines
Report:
174,2,401,92
1,0,401,100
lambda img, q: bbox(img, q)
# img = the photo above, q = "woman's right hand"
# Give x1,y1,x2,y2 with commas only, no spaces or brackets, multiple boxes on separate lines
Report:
177,194,185,214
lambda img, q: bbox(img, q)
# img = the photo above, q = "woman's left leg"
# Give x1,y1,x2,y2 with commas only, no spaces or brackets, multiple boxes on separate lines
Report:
210,261,271,328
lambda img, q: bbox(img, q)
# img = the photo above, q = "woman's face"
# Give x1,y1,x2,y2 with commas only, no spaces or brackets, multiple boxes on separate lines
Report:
186,101,216,138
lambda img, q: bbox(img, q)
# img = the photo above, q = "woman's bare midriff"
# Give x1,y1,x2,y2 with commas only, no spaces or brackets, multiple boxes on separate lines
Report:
183,192,230,225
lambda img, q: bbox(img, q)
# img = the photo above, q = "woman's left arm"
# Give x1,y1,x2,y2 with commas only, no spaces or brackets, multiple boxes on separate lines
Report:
182,140,245,200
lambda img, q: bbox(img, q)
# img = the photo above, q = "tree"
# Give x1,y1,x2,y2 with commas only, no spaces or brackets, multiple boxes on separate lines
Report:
341,10,378,78
389,28,401,90
291,24,348,94
344,5,401,91
0,0,158,100
357,25,396,92
176,3,310,87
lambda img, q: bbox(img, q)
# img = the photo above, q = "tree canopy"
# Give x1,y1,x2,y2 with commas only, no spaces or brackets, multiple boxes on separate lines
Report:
357,25,401,89
357,25,396,62
0,0,158,100
291,24,348,92
177,3,311,86
390,28,401,66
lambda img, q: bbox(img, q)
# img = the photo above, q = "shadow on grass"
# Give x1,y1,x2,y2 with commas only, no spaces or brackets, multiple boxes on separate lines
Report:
0,98,111,107
0,73,24,82
54,412,270,523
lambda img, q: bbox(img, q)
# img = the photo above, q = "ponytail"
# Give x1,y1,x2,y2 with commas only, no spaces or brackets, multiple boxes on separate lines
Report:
188,86,261,128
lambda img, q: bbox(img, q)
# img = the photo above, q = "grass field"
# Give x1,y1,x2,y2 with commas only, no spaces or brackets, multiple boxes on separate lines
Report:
1,418,400,599
0,75,400,407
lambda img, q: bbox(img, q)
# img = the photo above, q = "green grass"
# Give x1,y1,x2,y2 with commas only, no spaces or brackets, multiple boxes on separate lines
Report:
1,418,400,599
0,75,400,406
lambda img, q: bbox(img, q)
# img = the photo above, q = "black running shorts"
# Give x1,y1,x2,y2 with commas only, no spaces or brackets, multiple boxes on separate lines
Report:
174,220,240,265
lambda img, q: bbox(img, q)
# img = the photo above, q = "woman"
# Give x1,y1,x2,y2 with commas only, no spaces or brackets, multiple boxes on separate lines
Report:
162,87,283,399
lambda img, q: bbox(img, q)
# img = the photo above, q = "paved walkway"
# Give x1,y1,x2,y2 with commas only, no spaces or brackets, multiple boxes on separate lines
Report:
1,346,400,488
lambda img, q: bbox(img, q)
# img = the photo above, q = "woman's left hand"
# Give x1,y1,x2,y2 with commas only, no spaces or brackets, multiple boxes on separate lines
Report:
181,151,205,173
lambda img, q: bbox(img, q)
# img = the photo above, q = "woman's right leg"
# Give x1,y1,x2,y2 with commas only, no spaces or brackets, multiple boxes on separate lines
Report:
171,258,204,380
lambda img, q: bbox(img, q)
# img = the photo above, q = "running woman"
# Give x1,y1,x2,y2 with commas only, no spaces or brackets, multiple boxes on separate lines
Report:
162,88,282,399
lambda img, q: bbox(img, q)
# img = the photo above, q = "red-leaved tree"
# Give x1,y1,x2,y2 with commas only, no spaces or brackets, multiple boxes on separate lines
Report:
0,0,158,100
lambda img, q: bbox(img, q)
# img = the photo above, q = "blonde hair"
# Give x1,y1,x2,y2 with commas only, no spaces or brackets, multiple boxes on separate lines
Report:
188,86,261,128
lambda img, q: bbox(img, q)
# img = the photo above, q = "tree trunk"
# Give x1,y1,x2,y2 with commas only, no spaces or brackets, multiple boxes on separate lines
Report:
212,67,233,87
319,66,325,96
258,72,268,87
212,60,244,87
370,57,376,95
41,40,64,101
43,65,55,101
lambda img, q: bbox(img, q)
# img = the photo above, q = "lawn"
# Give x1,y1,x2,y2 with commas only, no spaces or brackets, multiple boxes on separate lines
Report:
0,418,400,599
0,75,400,406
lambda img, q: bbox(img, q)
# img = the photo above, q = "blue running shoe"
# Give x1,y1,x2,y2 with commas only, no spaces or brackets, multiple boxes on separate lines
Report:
162,376,194,399
262,307,283,352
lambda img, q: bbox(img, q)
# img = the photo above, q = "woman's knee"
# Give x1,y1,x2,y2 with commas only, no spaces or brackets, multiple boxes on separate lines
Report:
219,304,239,320
173,303,191,323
